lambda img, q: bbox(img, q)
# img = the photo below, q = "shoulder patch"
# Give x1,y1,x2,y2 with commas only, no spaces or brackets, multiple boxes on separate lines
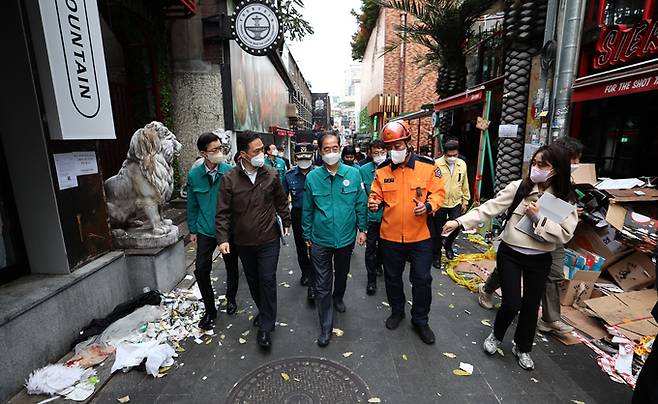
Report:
434,167,442,178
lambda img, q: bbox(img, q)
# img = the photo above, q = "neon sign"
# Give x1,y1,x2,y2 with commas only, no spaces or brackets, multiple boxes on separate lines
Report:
594,19,658,69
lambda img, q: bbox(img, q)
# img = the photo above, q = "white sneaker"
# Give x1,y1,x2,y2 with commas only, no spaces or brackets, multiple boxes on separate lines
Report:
537,319,574,335
512,344,535,371
483,332,501,355
478,284,494,310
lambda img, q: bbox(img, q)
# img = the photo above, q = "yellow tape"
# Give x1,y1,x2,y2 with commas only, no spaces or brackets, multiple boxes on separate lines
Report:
441,245,496,293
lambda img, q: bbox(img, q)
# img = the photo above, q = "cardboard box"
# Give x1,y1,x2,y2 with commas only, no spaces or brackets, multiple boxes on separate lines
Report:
585,289,658,341
605,251,656,291
560,269,601,306
571,163,597,185
566,223,629,265
606,203,658,247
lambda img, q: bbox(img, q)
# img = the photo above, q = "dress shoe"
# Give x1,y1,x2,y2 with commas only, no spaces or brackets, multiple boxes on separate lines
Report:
300,276,309,286
226,300,237,315
333,299,346,313
198,311,217,331
385,312,405,330
412,323,436,345
432,260,442,269
307,287,316,301
252,314,260,328
366,282,376,295
444,248,455,261
317,332,331,347
257,330,271,348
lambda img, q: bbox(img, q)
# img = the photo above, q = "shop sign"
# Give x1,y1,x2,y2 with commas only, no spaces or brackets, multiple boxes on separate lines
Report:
594,19,658,69
232,0,283,56
28,0,115,139
572,71,658,102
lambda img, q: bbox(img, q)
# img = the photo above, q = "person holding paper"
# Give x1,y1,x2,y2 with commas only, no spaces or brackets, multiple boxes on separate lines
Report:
442,145,577,370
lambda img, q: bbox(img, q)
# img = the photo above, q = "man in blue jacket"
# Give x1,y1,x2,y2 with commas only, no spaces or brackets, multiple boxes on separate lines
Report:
283,143,316,301
187,132,238,330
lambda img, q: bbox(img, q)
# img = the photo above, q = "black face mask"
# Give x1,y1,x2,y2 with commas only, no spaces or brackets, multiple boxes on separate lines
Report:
344,160,354,166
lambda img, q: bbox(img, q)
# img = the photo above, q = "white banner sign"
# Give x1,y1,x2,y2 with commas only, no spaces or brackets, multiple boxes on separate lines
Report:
29,0,115,140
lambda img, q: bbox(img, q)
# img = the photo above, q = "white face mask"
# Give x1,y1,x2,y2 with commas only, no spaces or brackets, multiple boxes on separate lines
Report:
250,153,265,168
271,150,279,157
446,156,457,164
390,148,407,164
206,151,225,165
530,165,553,184
322,152,340,166
373,155,387,165
297,159,312,170
355,147,360,153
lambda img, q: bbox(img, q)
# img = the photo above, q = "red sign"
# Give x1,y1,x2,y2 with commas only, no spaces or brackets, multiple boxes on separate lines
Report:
594,19,658,69
572,70,658,102
270,126,294,137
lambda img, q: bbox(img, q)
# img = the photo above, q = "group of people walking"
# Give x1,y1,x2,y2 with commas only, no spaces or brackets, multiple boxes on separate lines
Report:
187,121,582,371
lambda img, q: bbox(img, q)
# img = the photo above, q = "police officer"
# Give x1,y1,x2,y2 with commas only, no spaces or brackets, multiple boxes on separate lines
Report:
303,132,367,347
359,140,388,295
283,143,316,301
430,138,470,267
369,121,446,344
265,143,287,182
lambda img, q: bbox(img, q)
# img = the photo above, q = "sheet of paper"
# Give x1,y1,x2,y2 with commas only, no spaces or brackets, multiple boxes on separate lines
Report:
73,151,99,176
595,178,644,190
515,192,575,241
53,153,79,190
498,124,519,138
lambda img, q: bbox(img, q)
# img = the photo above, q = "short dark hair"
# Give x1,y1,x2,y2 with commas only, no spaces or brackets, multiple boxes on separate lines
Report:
318,132,340,149
443,138,459,152
265,143,277,154
277,145,284,151
553,137,584,160
197,132,220,152
237,131,260,153
369,140,386,151
342,145,356,158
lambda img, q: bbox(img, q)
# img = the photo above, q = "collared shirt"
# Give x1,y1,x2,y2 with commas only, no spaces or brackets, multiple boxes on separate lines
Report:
187,162,232,238
283,165,314,209
240,160,258,184
435,156,471,209
359,161,383,223
302,162,367,248
264,156,287,182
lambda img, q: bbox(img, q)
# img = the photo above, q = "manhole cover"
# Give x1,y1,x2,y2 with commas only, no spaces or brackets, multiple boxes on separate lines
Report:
227,357,371,404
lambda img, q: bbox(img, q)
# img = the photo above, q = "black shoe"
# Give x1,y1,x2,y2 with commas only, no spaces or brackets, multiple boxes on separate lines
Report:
307,287,316,301
376,268,383,277
366,282,376,296
412,323,436,345
432,260,442,269
445,248,455,261
198,311,217,330
226,300,237,315
252,314,260,328
257,330,271,348
333,299,346,313
385,312,405,330
300,276,309,286
317,332,331,347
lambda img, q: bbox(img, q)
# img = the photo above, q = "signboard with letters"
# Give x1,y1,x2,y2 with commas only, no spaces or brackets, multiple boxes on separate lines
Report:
27,0,115,140
594,19,658,69
231,0,283,56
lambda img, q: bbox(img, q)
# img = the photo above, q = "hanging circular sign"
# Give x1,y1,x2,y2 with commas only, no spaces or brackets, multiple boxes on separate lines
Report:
232,0,283,56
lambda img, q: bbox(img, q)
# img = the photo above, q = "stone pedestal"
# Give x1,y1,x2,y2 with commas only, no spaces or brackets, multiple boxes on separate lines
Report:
125,237,186,293
112,224,180,249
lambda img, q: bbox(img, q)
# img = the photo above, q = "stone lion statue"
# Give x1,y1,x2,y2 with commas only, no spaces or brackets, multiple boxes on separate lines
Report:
105,121,182,238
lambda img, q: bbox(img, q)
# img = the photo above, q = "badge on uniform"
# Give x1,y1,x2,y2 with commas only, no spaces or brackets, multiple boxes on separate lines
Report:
434,168,442,178
343,179,350,187
384,178,395,183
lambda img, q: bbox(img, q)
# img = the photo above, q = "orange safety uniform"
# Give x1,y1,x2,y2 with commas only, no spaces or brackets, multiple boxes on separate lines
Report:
369,154,446,243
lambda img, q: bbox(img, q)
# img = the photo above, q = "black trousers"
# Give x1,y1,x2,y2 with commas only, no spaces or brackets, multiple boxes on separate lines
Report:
365,221,383,283
237,239,280,332
311,243,354,334
429,205,462,262
633,341,658,404
381,239,433,326
494,242,551,353
291,208,313,285
194,234,239,316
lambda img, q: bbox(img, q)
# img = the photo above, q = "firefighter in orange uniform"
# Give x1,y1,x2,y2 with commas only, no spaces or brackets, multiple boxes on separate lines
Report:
368,121,446,344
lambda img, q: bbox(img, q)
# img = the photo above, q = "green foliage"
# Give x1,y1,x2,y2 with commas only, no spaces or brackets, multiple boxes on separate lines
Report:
277,0,314,42
350,0,382,61
379,0,498,96
358,107,372,134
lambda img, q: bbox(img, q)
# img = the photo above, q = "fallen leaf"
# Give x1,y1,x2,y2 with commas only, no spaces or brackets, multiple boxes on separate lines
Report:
117,396,130,403
220,334,226,340
368,398,382,403
332,328,344,337
438,292,445,297
452,369,471,376
448,304,455,309
174,342,185,353
281,372,290,381
402,354,408,361
205,338,213,345
248,315,254,321
442,352,457,359
343,352,353,358
159,366,171,373
481,319,492,327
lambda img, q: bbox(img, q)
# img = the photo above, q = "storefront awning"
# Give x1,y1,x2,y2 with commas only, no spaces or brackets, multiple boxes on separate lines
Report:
270,126,295,137
391,109,434,121
432,86,485,111
572,59,658,103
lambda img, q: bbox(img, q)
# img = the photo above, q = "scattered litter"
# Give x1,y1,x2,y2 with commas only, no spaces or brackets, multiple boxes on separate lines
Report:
438,292,445,297
184,275,193,281
281,372,290,381
220,335,226,340
448,304,455,309
241,330,250,336
452,369,471,376
381,302,390,307
332,328,344,337
571,401,586,404
531,377,539,383
194,338,203,345
117,396,130,403
202,376,207,381
144,344,176,377
481,319,492,328
288,270,294,275
239,338,246,344
279,282,291,288
459,362,474,375
240,355,245,360
442,353,457,359
343,352,353,358
464,310,471,315
205,339,213,345
496,348,504,356
226,324,233,329
368,398,381,403
348,274,352,278
402,354,408,361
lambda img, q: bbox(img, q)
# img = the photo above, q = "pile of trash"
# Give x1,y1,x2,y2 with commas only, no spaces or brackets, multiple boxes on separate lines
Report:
25,285,215,401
